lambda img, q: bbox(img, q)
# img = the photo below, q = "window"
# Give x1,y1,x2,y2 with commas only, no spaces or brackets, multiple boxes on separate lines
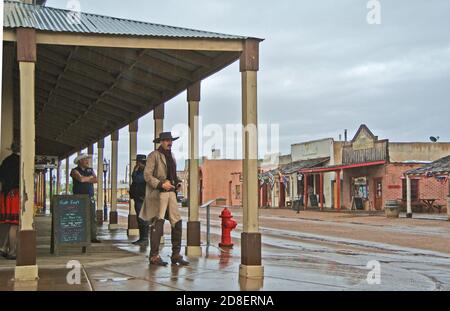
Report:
402,179,419,201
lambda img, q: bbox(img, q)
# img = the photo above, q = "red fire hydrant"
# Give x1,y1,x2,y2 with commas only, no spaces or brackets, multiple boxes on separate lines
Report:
219,208,237,248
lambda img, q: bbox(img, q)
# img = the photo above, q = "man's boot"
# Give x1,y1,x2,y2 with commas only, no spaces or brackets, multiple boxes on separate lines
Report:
149,218,167,266
171,221,189,266
132,219,149,246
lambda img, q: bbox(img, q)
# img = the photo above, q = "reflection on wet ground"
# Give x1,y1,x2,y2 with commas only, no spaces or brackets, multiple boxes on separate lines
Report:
0,213,449,291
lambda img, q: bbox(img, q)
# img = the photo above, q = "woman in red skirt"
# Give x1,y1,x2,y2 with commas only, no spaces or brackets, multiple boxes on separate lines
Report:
0,142,20,260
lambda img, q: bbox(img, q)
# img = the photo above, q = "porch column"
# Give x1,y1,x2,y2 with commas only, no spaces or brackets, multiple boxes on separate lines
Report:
319,173,324,211
240,39,263,279
109,131,119,230
153,104,165,150
49,168,53,205
406,175,412,218
303,174,308,210
128,121,139,236
96,139,105,225
1,44,14,162
15,28,38,281
153,104,165,245
447,179,450,221
86,145,94,171
56,161,61,195
65,158,70,194
336,170,341,211
186,82,202,257
42,170,47,213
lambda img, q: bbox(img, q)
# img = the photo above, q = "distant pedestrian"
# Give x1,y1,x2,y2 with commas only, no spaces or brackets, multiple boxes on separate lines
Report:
0,142,20,260
71,154,100,243
130,154,148,246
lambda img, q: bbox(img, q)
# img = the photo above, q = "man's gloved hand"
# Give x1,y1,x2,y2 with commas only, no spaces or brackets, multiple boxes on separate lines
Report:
162,180,175,191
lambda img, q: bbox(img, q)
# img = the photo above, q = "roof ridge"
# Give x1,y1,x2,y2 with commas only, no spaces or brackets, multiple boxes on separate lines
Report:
4,0,247,39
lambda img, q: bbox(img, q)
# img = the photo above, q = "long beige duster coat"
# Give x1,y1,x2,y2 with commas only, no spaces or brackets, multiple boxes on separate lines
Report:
139,149,181,225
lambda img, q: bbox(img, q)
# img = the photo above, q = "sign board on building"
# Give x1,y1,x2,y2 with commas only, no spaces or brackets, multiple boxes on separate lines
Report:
353,129,375,150
36,155,59,169
342,125,388,165
388,185,401,189
354,177,368,185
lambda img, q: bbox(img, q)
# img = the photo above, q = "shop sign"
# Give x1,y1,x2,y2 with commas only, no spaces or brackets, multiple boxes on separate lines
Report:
353,130,374,150
354,177,367,185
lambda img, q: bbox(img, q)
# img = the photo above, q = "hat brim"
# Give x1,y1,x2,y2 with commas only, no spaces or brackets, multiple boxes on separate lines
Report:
73,155,92,165
153,136,179,144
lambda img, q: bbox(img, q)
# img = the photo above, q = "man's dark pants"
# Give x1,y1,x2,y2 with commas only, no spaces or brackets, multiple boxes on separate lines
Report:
134,199,149,241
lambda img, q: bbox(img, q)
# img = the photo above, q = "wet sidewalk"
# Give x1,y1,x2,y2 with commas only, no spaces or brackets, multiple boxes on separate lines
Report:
1,211,449,291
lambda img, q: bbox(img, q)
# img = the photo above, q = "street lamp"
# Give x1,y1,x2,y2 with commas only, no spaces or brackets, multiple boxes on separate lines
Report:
103,158,109,221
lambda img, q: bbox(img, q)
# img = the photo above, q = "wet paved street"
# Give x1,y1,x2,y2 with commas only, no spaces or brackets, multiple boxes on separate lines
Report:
0,206,449,290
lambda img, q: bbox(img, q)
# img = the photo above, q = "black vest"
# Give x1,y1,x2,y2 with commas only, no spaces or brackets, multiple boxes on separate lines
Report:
72,166,95,197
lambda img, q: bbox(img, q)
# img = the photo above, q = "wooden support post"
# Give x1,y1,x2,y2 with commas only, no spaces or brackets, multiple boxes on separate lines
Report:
447,180,450,221
96,139,104,225
56,161,61,195
65,158,70,194
239,39,263,280
153,104,165,245
49,168,53,206
406,175,412,218
43,171,47,213
128,121,139,237
186,81,202,257
319,173,324,211
153,104,164,150
336,170,341,211
109,131,119,229
15,28,38,281
303,174,308,210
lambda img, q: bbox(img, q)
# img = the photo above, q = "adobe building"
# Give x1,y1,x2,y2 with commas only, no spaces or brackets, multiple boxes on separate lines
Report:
259,138,343,209
184,155,243,207
299,125,450,211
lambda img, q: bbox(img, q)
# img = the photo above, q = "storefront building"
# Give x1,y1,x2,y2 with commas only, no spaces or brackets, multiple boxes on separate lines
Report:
300,125,450,211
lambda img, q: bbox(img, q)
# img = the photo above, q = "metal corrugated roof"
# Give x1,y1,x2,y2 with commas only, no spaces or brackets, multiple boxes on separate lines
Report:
260,157,330,178
3,1,247,40
406,155,450,176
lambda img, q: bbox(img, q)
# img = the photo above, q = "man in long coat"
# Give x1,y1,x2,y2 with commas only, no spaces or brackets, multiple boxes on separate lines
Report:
139,132,189,266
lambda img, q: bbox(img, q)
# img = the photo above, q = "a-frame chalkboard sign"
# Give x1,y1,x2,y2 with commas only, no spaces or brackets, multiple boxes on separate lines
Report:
51,195,91,255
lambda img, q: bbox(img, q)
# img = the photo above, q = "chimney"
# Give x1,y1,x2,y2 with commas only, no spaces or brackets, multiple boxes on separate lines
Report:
211,148,221,160
344,129,348,142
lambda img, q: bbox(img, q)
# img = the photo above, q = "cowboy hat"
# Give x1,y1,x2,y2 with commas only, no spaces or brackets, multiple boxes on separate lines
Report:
136,154,147,163
73,153,92,165
153,132,179,144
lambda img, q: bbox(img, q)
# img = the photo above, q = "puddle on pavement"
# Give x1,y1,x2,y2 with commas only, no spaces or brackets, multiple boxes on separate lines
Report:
95,277,134,282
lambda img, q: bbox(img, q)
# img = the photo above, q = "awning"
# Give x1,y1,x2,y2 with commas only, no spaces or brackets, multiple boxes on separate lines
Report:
406,154,450,177
3,1,262,158
260,157,330,178
299,160,386,174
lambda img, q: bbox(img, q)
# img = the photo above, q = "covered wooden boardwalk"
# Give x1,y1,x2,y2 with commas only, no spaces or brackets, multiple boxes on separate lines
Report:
1,0,263,281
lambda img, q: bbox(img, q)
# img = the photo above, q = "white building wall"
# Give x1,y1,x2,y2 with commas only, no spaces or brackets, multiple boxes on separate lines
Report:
291,138,336,208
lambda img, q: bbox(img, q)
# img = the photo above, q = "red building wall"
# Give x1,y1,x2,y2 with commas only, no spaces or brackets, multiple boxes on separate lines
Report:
199,159,242,206
342,163,448,210
385,163,447,207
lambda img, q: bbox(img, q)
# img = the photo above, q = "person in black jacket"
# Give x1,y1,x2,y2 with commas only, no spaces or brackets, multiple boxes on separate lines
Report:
130,154,148,246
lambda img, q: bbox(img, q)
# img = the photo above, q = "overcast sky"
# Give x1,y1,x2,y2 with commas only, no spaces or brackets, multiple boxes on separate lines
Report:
45,0,450,180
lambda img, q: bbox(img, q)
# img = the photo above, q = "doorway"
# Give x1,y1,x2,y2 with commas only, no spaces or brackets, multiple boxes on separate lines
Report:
374,178,383,210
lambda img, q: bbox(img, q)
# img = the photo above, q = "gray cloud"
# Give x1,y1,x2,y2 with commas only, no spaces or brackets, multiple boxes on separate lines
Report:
46,0,450,180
